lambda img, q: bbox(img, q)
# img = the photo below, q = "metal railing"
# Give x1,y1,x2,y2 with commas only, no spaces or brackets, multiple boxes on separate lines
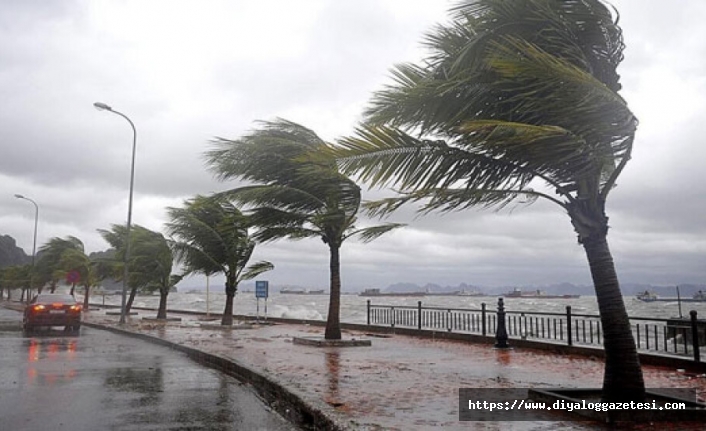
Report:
366,299,704,363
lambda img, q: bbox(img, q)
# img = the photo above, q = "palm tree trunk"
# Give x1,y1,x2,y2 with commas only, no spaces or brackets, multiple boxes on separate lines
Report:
157,289,168,319
325,244,342,340
221,276,237,326
126,286,137,313
82,285,91,310
582,234,645,402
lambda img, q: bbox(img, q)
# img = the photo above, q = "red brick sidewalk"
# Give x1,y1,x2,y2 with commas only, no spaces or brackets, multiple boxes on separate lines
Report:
84,310,706,430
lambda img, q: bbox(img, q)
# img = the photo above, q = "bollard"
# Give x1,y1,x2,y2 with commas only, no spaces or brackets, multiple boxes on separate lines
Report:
417,301,422,330
690,310,700,363
495,298,509,348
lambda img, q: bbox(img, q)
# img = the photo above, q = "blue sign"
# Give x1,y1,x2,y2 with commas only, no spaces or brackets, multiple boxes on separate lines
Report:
255,281,269,298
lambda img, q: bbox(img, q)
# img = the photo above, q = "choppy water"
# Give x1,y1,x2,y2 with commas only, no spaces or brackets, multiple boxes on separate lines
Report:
90,291,706,324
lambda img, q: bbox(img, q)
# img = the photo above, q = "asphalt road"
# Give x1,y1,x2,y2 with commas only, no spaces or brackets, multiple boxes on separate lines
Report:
0,307,299,431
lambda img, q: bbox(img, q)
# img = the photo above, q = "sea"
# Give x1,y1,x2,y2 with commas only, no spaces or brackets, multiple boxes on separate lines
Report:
91,291,706,323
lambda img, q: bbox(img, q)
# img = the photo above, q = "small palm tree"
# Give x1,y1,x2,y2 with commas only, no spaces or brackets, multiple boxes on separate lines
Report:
1,264,31,301
205,119,403,339
166,195,273,326
125,227,179,319
332,0,643,400
36,236,85,294
97,224,169,313
57,246,97,310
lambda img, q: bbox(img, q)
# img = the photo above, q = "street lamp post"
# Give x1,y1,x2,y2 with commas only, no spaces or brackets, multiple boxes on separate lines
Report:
94,102,137,325
14,194,38,301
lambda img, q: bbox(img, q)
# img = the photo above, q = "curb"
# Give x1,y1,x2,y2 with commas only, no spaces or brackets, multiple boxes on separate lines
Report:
83,320,347,431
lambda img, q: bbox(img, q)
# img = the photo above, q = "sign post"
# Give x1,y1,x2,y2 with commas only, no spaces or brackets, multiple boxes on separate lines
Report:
255,281,269,322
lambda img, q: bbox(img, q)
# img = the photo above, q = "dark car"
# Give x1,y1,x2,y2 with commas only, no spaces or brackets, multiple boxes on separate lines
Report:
23,293,82,333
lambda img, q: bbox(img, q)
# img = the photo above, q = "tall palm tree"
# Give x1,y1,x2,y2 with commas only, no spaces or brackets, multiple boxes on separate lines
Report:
205,119,403,340
166,195,273,326
332,0,642,400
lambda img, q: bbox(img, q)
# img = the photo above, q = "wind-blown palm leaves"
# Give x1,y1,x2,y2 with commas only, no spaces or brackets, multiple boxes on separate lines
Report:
36,236,85,294
166,195,273,326
127,227,179,319
332,0,642,400
97,224,175,314
205,119,403,340
36,236,97,306
0,264,31,301
57,246,97,309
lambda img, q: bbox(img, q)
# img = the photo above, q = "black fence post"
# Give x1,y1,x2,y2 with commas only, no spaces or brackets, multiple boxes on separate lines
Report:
417,301,422,330
566,305,573,346
367,300,371,326
482,303,487,336
691,310,701,363
495,298,509,348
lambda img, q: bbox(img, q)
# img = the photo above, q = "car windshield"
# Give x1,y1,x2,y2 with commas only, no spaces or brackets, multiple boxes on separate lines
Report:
33,294,77,304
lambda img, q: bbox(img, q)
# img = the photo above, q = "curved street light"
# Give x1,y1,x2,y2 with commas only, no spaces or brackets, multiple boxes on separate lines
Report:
14,194,39,301
94,102,137,324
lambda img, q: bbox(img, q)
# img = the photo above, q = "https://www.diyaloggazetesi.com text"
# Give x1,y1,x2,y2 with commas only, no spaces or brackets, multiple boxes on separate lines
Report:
458,388,692,421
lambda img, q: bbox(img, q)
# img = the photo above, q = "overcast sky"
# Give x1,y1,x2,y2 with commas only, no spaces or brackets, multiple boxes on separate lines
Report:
2,0,705,291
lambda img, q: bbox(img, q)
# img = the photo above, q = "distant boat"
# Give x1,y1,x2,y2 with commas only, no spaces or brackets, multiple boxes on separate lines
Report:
425,290,461,296
693,290,706,301
359,288,426,297
503,288,580,299
280,289,326,295
636,290,659,302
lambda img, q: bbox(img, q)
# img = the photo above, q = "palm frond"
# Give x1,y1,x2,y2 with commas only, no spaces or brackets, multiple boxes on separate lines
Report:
363,187,545,218
334,125,534,192
346,223,406,243
217,184,325,214
240,261,274,281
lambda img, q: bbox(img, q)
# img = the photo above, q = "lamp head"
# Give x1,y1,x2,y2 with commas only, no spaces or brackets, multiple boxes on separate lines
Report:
93,102,112,111
14,194,24,199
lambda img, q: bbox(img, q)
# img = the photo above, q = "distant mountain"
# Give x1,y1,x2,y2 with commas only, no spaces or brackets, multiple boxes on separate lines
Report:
0,235,30,268
385,282,426,293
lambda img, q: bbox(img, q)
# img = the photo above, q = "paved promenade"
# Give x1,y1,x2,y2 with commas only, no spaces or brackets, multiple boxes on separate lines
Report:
76,308,706,431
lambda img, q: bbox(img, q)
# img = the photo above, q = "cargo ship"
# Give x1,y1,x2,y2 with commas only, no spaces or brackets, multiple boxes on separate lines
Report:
280,288,326,295
503,288,580,299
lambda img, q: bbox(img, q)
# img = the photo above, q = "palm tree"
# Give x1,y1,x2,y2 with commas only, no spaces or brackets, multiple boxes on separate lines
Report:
127,227,180,319
205,119,403,340
0,264,30,301
166,195,273,326
57,246,97,309
97,224,170,314
331,0,642,400
36,236,85,294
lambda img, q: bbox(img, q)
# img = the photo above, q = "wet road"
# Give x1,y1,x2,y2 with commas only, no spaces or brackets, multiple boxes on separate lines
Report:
0,308,298,431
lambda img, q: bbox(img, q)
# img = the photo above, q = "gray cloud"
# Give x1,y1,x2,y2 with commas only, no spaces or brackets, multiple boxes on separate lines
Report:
1,1,704,292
